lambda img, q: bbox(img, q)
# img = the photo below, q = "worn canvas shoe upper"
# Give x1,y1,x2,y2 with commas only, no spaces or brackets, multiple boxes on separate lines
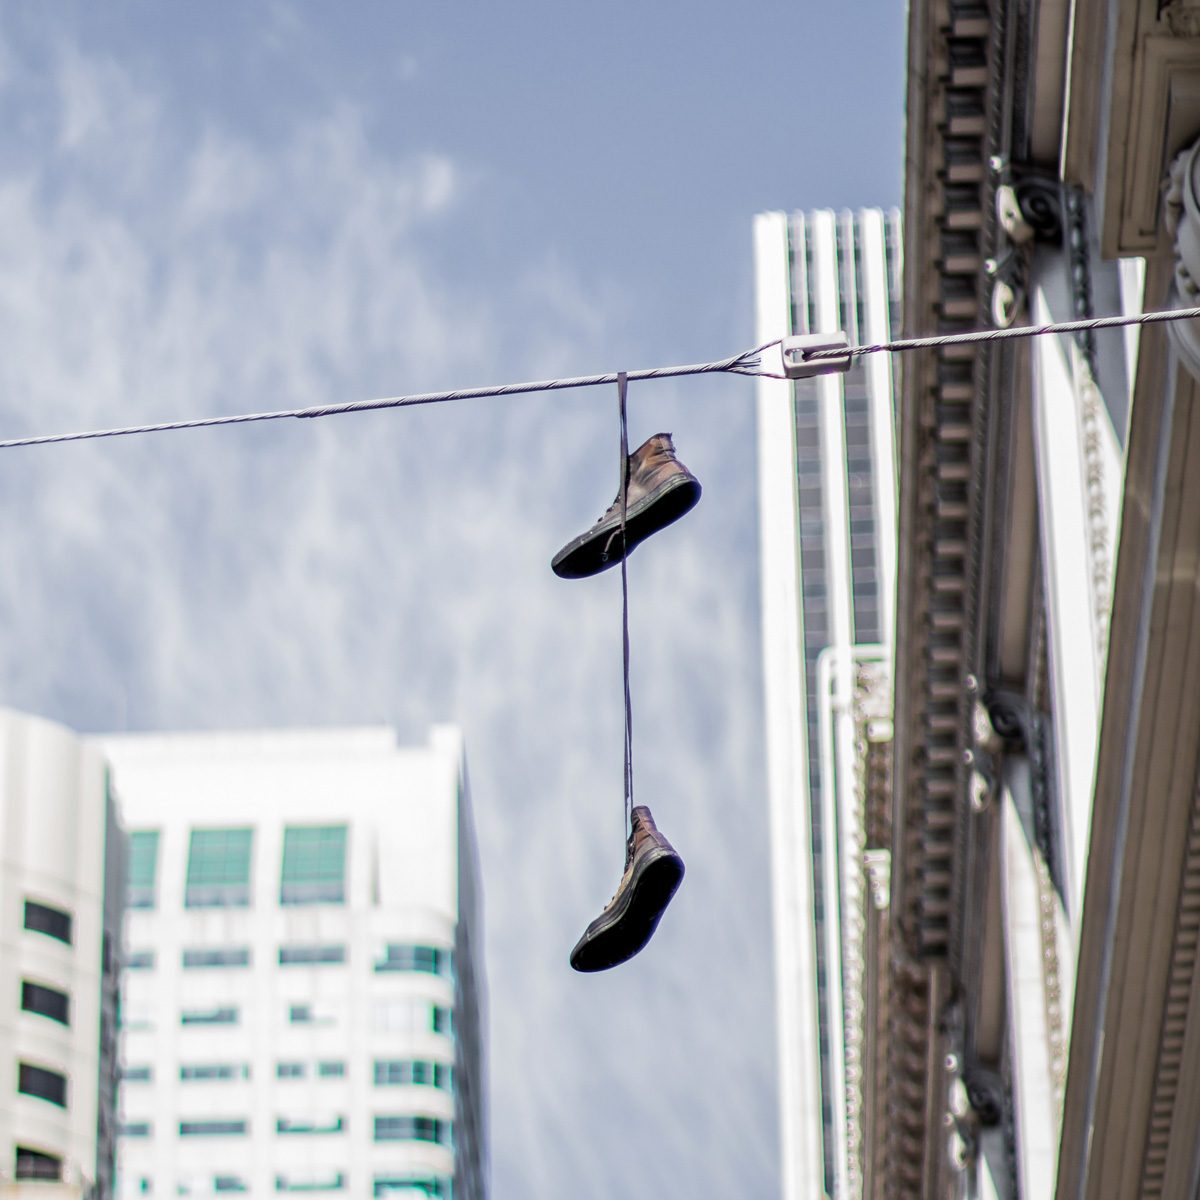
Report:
551,432,701,579
570,805,685,973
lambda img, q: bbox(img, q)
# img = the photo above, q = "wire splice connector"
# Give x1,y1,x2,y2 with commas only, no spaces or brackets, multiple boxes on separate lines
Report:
780,332,852,379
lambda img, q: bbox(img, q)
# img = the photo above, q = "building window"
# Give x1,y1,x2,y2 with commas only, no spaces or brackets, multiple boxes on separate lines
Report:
372,1116,446,1144
432,1006,451,1035
126,949,155,969
127,830,160,909
280,824,347,905
288,1003,335,1026
178,1120,248,1136
180,1007,238,1026
15,1147,62,1182
276,1063,305,1080
317,1061,345,1079
119,1122,152,1138
373,1179,449,1199
276,1115,345,1135
180,1064,249,1082
186,827,253,908
373,944,449,976
23,899,72,945
21,981,70,1026
122,1065,153,1083
277,1173,347,1193
278,944,345,965
183,947,251,969
214,1178,249,1193
17,1063,67,1108
373,1060,450,1089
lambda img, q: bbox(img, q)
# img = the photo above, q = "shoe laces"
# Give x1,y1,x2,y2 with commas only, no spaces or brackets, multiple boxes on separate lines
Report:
603,829,638,908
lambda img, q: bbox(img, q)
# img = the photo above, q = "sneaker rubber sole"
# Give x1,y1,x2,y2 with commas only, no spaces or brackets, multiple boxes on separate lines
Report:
569,846,685,972
551,473,701,579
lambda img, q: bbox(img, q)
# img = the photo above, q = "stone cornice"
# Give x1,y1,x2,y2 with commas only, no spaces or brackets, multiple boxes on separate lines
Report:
895,0,995,968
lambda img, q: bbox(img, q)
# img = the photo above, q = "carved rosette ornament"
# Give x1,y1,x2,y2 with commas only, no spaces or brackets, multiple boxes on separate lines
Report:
1160,0,1200,37
1163,136,1200,379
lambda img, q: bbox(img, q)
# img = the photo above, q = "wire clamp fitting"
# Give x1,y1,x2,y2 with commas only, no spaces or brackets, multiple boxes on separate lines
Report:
780,332,852,379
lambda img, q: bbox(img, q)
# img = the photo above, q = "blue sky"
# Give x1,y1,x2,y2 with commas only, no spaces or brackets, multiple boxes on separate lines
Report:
0,4,904,1196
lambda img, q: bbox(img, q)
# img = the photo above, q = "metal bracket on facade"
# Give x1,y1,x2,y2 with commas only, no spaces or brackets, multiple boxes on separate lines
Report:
780,332,852,379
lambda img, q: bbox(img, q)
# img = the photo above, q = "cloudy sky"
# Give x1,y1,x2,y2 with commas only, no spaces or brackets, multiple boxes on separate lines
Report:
0,5,903,1196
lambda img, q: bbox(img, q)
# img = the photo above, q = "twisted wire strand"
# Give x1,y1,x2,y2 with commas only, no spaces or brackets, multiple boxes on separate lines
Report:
0,341,780,450
3,302,1200,450
802,303,1200,361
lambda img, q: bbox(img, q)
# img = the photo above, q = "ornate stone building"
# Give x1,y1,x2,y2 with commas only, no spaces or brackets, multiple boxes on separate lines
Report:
759,2,1200,1197
883,0,1200,1197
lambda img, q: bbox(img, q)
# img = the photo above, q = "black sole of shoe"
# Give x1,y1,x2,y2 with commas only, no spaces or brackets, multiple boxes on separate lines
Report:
551,474,701,579
569,848,685,973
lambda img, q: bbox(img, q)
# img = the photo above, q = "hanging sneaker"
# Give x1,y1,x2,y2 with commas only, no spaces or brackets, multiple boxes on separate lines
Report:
551,433,701,579
570,805,684,972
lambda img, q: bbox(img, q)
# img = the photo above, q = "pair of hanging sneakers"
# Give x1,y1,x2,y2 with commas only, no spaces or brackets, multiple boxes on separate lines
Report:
552,432,699,972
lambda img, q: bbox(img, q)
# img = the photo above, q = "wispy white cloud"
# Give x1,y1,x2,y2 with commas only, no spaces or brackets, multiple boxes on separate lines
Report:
0,24,779,1198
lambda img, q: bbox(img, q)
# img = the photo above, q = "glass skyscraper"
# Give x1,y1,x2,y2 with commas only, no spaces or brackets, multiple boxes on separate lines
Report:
755,209,901,1200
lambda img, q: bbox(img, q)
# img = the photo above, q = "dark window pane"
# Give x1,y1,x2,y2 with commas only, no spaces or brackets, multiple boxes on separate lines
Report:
277,1174,345,1193
278,944,345,965
180,1064,249,1081
373,1179,448,1199
15,1147,62,1181
21,981,70,1026
122,1066,153,1083
18,1063,67,1108
373,1116,446,1144
178,1120,247,1136
280,826,347,905
183,948,251,969
375,1059,445,1087
23,900,72,945
276,1115,344,1135
374,945,447,975
126,949,155,970
186,828,253,908
180,1007,238,1026
127,830,160,909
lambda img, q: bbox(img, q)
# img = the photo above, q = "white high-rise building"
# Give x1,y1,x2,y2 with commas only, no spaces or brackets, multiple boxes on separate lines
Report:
754,209,901,1200
100,725,485,1200
0,708,124,1199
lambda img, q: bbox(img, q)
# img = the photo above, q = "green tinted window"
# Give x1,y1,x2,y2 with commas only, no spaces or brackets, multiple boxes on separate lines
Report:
128,830,160,909
186,828,253,908
280,826,347,905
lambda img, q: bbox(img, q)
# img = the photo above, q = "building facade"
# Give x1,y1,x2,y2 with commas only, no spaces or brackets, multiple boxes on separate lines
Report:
754,208,901,1200
0,708,124,1199
101,725,485,1200
818,1,1200,1197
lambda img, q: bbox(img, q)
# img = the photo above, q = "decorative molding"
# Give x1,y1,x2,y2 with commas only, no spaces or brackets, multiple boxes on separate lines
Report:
1103,32,1200,255
1137,771,1200,1196
1163,136,1200,382
1065,187,1097,368
1160,0,1200,38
